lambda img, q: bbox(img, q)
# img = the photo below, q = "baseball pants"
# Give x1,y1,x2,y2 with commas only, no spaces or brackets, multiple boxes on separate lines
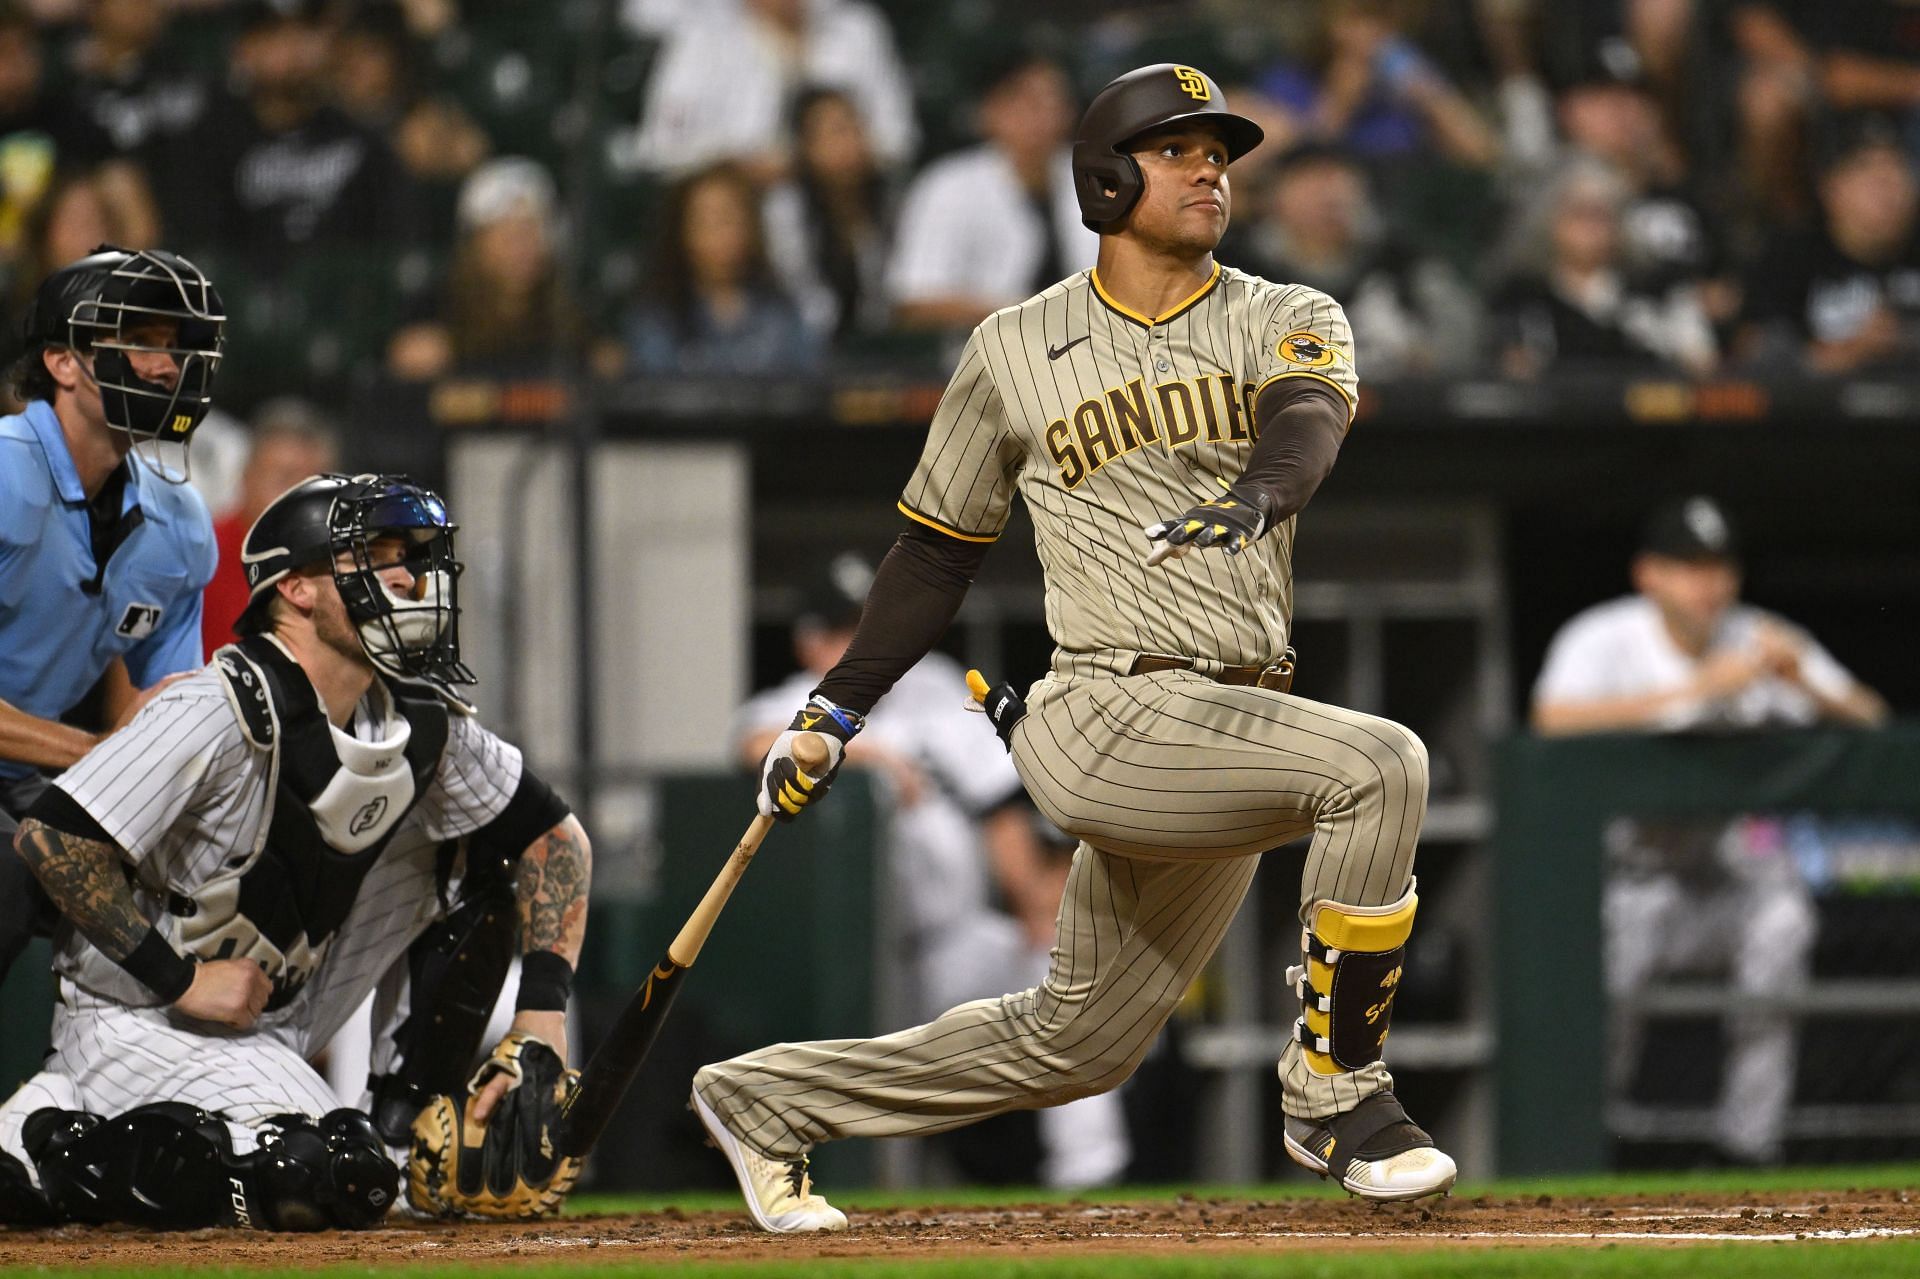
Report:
0,984,342,1182
698,668,1428,1156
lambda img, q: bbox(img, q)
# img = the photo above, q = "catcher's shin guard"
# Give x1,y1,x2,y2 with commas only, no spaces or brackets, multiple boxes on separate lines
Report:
1289,882,1417,1074
27,1103,396,1231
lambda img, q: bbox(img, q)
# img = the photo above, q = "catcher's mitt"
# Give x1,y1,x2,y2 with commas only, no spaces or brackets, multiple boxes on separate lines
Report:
407,1032,583,1219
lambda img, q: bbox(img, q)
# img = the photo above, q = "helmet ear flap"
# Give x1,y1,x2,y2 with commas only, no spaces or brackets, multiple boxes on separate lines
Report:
1073,146,1143,233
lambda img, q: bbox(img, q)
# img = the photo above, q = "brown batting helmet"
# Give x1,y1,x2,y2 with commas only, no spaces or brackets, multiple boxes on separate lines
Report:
1071,63,1265,233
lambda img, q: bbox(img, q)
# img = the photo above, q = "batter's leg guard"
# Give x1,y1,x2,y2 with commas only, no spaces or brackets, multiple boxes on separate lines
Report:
1288,883,1417,1074
28,1104,397,1231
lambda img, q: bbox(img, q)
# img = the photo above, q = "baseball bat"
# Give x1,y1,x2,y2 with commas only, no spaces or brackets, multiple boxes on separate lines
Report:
553,731,830,1158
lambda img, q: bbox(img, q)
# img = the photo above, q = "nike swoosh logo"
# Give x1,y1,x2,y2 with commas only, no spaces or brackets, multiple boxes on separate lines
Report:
1047,336,1090,360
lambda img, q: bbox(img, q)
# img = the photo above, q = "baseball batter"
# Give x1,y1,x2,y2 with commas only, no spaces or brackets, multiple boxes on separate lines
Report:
0,474,591,1229
692,64,1454,1234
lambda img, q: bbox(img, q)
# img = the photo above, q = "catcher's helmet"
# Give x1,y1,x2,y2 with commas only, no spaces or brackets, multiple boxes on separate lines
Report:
22,245,225,471
1072,64,1265,232
237,473,475,701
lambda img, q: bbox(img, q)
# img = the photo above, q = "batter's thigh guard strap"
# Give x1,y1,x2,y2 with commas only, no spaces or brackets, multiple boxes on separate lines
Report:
1289,883,1417,1074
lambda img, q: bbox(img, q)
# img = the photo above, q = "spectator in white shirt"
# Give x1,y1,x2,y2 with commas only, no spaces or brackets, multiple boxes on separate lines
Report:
631,0,916,183
1531,494,1886,1167
886,55,1097,331
1533,496,1886,735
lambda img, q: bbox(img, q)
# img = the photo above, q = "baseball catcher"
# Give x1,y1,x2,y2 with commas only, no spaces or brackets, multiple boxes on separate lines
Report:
1,473,592,1229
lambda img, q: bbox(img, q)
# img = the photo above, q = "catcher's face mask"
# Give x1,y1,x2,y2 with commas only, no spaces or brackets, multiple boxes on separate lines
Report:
327,479,476,697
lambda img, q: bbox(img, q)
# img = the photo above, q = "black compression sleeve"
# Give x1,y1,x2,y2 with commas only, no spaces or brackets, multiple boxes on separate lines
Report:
26,785,116,846
813,525,989,715
1228,381,1349,527
471,768,571,862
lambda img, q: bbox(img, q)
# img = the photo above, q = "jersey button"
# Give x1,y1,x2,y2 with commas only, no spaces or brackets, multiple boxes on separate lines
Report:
1155,357,1170,373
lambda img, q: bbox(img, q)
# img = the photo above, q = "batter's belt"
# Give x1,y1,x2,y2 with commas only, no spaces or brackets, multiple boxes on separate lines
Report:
1129,649,1296,693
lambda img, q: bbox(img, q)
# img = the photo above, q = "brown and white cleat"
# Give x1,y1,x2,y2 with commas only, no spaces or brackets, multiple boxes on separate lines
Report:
1282,1090,1458,1202
691,1078,848,1233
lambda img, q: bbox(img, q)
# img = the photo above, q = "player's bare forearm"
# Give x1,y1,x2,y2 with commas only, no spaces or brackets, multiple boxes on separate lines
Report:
13,817,149,962
514,815,591,966
0,697,99,771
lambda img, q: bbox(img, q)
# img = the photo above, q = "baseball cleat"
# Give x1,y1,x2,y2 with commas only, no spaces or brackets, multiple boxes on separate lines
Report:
690,1077,847,1233
1282,1090,1457,1202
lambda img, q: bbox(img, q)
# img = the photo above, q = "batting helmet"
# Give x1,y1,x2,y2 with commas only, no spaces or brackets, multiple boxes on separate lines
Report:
237,473,475,700
1072,64,1265,233
22,246,225,464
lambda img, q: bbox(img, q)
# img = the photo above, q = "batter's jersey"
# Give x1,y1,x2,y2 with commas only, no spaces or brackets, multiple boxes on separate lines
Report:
1533,596,1862,731
899,264,1358,679
0,400,216,781
48,663,522,1042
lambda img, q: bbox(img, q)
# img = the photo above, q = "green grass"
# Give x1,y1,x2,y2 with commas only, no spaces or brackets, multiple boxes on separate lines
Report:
31,1243,1920,1279
566,1161,1920,1216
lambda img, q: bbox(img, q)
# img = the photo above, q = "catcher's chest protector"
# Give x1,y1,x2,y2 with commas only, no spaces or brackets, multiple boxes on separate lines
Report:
180,636,450,1009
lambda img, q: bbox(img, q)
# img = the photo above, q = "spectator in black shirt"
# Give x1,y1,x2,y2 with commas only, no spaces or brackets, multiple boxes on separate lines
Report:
0,7,110,169
1554,64,1721,294
194,0,412,263
1492,160,1717,378
1738,130,1920,375
1236,143,1480,377
0,9,105,273
67,0,212,210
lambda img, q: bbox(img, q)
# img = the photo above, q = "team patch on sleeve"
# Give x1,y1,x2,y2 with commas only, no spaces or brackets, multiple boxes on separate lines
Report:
1276,331,1339,368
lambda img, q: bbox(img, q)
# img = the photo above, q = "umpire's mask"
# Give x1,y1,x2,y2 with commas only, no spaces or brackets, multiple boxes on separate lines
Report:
24,245,225,483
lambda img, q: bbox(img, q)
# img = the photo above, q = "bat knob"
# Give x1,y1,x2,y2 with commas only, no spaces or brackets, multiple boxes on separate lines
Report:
966,669,990,705
791,731,831,777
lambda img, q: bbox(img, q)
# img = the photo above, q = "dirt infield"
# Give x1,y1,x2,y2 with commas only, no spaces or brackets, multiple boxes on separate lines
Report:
4,1186,1918,1267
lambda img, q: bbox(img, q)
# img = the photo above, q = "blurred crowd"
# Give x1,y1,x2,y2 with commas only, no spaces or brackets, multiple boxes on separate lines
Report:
6,0,1920,414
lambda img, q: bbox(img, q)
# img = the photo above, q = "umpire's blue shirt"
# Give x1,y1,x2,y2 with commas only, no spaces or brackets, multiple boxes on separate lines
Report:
0,400,216,782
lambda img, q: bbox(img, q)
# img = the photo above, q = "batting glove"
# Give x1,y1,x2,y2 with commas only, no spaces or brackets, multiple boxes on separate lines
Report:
1144,488,1267,566
758,695,864,821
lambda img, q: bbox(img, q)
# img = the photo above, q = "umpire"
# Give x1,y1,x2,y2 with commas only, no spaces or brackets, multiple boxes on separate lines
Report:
0,247,225,982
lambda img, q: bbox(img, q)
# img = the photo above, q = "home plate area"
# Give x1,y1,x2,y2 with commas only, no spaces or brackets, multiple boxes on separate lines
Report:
3,1186,1918,1265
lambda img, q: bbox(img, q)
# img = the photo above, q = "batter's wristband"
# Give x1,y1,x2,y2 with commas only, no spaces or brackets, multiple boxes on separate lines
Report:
516,950,574,1012
121,926,196,1004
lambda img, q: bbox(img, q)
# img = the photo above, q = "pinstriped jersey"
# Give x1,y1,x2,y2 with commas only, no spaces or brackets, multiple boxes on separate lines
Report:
50,665,522,1021
899,263,1357,678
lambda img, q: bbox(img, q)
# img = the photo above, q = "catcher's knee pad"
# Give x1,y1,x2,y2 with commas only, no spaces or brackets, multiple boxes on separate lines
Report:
30,1102,231,1228
1289,882,1417,1075
239,1110,399,1231
29,1103,395,1231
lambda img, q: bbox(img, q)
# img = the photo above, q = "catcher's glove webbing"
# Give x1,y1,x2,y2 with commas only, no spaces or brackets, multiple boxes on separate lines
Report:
407,1032,582,1219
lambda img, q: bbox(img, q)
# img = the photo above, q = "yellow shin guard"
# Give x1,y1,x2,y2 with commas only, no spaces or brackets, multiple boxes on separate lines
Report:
1289,882,1417,1075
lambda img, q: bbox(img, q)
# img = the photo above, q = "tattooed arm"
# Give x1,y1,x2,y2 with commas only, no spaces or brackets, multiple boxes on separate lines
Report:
472,815,592,1118
514,814,592,968
13,815,270,1025
13,816,151,962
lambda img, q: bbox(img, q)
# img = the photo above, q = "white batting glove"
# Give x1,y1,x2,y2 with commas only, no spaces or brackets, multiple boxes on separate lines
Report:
757,695,863,820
